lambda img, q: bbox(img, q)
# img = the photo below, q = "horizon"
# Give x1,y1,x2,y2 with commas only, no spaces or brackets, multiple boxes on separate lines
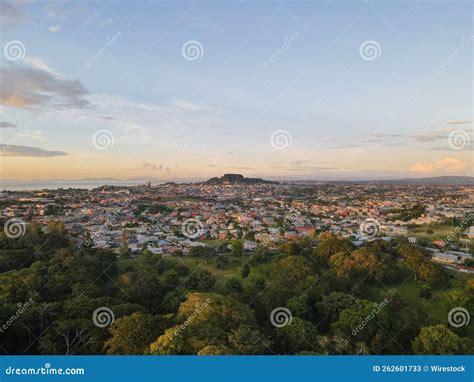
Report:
1,0,473,181
1,173,473,185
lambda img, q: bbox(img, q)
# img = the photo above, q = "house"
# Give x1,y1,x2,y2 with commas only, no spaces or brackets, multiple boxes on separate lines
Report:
432,253,458,265
468,226,474,239
244,240,258,251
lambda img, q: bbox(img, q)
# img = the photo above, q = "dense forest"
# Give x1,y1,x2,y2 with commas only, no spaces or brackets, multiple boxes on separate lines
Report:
0,222,472,355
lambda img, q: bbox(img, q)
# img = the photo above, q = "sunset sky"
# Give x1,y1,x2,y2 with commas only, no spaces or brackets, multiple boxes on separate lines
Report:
0,0,472,181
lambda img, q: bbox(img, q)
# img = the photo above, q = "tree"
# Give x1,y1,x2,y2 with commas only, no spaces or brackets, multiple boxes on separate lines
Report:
398,244,448,287
418,285,432,300
197,345,233,355
250,245,270,264
39,319,103,355
228,325,271,354
185,270,215,291
231,240,243,256
287,295,311,319
412,325,468,355
216,256,229,269
316,292,358,323
332,299,390,353
274,317,318,354
104,312,163,355
149,293,261,355
241,263,250,278
222,277,243,294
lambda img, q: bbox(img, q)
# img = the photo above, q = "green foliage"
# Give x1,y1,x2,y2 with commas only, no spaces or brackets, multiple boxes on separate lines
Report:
0,229,471,355
412,325,468,355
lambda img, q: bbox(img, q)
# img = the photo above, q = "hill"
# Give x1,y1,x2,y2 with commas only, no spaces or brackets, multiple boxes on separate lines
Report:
202,174,277,185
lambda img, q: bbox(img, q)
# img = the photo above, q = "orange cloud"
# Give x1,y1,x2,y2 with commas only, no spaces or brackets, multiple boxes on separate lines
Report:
410,157,468,173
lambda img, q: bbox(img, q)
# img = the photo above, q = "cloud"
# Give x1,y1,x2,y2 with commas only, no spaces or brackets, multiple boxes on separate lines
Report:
98,17,114,27
0,0,24,26
411,133,444,142
410,157,468,173
0,145,67,157
0,121,16,128
448,120,471,125
141,161,158,170
0,61,90,110
140,161,170,172
48,24,61,32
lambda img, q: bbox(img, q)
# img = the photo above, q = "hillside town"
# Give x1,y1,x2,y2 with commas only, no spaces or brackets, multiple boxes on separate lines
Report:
1,177,473,273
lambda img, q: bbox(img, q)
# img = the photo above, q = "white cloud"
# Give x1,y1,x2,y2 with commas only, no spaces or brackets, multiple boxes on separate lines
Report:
98,18,114,27
48,24,61,32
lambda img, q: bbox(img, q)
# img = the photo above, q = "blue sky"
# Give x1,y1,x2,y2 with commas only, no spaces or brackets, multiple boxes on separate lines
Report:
0,0,472,181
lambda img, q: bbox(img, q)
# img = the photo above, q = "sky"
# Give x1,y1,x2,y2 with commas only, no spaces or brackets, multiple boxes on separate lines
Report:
0,0,472,181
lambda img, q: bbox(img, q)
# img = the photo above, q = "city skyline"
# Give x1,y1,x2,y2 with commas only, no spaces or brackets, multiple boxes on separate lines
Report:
1,0,472,181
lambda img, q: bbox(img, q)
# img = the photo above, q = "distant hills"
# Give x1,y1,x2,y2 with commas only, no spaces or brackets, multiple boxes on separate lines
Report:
294,176,474,186
202,174,277,185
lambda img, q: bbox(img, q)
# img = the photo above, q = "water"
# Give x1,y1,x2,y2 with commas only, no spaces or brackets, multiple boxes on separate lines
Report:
0,180,165,191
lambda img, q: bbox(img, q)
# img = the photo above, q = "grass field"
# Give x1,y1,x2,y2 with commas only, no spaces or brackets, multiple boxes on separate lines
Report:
407,224,454,241
116,254,250,289
364,264,473,348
